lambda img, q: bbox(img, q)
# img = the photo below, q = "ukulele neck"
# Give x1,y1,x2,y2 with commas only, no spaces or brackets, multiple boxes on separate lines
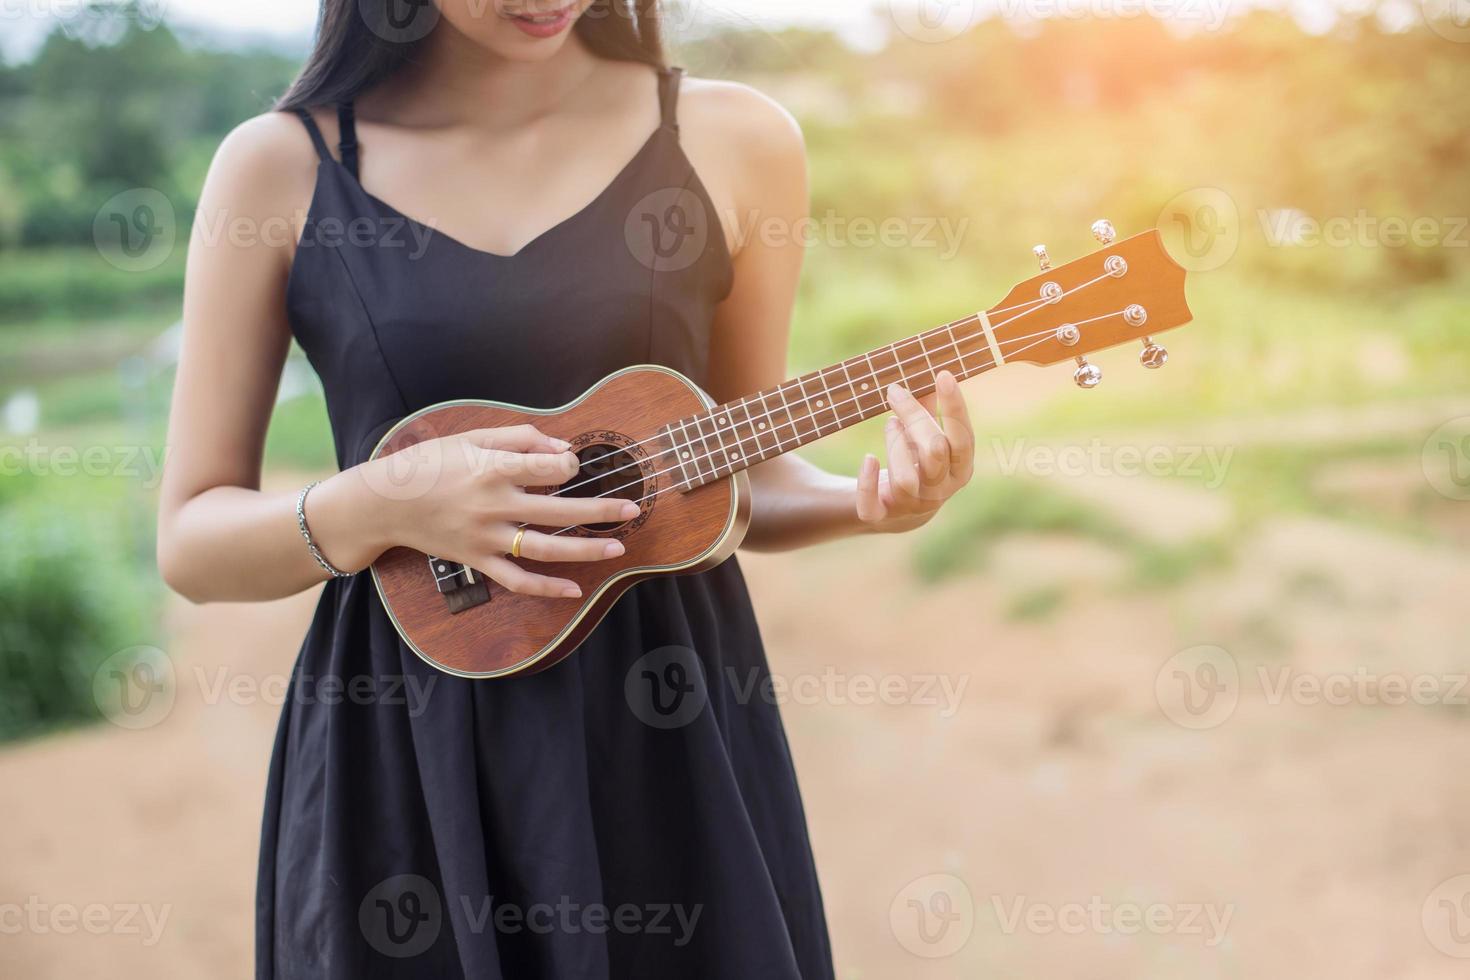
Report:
666,312,1001,491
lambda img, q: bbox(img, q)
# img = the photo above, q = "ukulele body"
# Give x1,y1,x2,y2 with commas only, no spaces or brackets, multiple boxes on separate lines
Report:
369,365,750,679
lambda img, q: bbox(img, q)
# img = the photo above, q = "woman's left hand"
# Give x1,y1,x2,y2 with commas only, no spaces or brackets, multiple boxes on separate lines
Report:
855,370,975,533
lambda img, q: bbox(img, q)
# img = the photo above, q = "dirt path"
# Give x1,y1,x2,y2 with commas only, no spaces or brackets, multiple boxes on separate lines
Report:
3,506,1469,978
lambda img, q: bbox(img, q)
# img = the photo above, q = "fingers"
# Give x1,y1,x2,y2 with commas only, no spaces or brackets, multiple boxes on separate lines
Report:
493,526,626,564
934,370,975,482
885,415,921,500
887,384,949,484
485,449,580,487
479,555,583,599
464,424,571,454
514,491,642,527
855,453,887,523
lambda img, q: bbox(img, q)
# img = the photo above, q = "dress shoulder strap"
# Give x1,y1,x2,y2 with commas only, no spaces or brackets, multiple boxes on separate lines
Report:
337,102,360,178
657,67,685,134
293,108,333,161
291,103,360,178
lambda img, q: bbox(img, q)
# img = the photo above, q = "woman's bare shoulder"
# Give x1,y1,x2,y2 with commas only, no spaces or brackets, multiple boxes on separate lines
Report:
196,109,330,239
678,75,805,165
675,75,807,229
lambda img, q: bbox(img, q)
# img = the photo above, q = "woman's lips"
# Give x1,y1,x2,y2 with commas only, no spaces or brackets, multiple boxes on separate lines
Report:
506,4,577,38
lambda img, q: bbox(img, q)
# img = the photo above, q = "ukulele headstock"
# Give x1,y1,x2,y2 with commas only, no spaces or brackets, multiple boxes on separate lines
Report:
990,223,1192,388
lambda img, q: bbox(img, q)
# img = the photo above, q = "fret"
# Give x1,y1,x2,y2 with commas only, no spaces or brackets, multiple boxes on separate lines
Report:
773,381,805,445
811,366,845,430
793,374,831,437
682,417,717,484
747,392,781,457
914,332,946,395
731,398,772,465
720,408,750,470
835,359,859,421
707,408,735,477
944,321,969,377
675,308,1018,493
664,424,694,491
859,351,884,411
880,343,907,390
900,335,925,393
917,329,938,381
846,358,876,420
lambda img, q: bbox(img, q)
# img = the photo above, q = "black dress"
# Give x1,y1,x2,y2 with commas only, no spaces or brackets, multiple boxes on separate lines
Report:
260,68,835,979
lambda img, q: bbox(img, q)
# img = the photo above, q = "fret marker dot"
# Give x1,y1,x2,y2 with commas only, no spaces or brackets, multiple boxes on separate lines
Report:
718,417,728,426
682,451,691,459
758,422,767,430
732,452,741,460
437,564,446,573
816,399,825,407
861,383,870,390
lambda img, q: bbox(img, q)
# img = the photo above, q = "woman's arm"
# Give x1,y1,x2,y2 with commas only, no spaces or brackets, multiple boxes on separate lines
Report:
157,113,630,603
156,112,356,602
681,82,975,554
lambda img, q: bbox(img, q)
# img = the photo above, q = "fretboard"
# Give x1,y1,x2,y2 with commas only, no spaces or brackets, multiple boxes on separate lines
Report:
665,313,998,491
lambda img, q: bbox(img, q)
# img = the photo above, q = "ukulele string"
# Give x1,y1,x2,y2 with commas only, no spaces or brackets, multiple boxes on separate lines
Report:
535,319,1119,540
540,268,1119,503
516,319,1052,531
555,280,1093,488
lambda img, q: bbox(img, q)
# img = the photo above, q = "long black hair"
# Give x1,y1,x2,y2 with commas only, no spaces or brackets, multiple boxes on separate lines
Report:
277,0,666,111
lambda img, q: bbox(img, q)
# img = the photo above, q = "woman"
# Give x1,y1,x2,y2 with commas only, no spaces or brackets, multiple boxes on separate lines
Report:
157,1,976,976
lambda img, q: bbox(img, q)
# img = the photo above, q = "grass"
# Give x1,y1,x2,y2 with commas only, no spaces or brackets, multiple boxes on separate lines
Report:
0,246,185,326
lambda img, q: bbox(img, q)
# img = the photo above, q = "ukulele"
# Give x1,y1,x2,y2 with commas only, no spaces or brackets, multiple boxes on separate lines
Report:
370,223,1192,677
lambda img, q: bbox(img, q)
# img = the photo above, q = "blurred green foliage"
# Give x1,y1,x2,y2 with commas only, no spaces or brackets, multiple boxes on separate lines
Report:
0,4,296,252
0,472,159,741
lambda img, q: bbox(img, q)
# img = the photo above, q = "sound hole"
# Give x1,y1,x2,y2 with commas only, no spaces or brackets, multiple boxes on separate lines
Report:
562,443,645,533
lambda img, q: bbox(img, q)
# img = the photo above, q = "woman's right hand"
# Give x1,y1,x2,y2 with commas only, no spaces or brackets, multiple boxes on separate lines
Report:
351,424,640,598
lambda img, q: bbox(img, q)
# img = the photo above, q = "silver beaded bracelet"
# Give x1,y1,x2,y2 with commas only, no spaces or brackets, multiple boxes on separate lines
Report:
296,481,352,579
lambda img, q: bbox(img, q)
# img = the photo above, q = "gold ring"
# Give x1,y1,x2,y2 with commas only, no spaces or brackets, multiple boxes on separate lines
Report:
510,527,526,560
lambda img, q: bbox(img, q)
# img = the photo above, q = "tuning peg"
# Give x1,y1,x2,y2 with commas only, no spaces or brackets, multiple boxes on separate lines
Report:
1033,244,1052,271
1139,337,1169,369
1073,357,1102,389
1091,219,1116,246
